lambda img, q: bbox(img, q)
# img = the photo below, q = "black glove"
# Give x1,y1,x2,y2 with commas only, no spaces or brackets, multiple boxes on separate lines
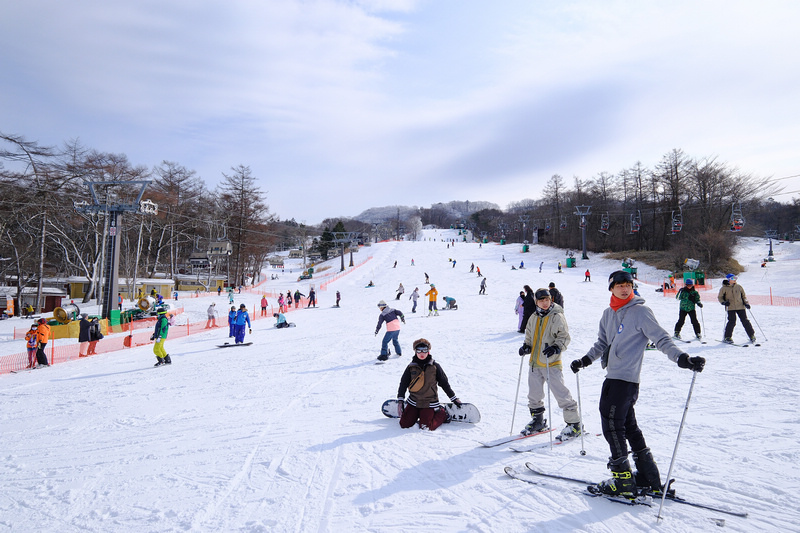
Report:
697,302,703,308
453,398,462,407
570,355,593,374
401,317,406,324
249,329,252,334
150,334,156,341
519,344,531,356
677,353,705,372
722,301,730,306
744,304,751,310
543,345,561,358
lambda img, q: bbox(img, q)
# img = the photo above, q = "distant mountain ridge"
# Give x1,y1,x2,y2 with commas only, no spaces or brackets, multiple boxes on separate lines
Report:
353,200,500,223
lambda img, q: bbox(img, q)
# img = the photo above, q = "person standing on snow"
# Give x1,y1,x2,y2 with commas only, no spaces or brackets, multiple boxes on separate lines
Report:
518,288,580,439
718,274,756,343
286,290,293,310
294,290,304,308
335,290,341,307
425,284,439,316
479,277,487,295
548,282,564,308
520,285,536,333
395,283,405,300
375,300,405,361
570,270,705,498
409,287,420,313
261,295,269,317
233,304,252,344
227,306,237,337
396,338,463,431
585,269,591,282
25,324,39,368
307,287,317,308
151,307,171,366
514,290,525,332
206,303,218,328
35,318,51,366
674,278,703,339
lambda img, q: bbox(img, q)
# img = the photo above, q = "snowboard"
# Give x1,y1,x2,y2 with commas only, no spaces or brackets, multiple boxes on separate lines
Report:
217,342,253,348
381,399,481,423
275,323,296,328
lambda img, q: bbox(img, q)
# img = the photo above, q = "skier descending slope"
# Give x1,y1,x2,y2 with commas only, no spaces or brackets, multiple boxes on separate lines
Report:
375,300,405,361
151,307,171,366
570,270,706,498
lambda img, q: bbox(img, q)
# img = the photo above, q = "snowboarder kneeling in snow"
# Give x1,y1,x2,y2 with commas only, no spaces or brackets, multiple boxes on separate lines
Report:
397,338,462,431
570,270,705,499
273,312,289,328
442,296,457,310
233,304,252,344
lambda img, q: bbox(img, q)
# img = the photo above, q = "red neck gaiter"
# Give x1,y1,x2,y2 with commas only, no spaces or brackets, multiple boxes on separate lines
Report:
610,293,634,311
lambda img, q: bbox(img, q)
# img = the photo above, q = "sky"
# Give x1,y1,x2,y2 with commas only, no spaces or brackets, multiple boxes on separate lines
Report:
2,0,800,224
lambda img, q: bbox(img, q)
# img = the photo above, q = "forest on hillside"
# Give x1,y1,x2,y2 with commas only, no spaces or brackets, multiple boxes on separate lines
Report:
2,131,798,308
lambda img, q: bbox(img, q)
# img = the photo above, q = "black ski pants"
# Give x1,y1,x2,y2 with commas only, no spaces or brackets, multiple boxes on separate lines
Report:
674,309,701,336
724,309,755,339
599,379,647,460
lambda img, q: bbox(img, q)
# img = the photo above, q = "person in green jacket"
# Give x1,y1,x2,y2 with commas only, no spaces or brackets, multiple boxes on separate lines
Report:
674,278,703,339
151,307,171,366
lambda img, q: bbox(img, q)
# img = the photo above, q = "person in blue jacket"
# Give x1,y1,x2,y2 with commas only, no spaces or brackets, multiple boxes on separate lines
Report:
273,312,290,329
228,306,237,338
234,304,252,344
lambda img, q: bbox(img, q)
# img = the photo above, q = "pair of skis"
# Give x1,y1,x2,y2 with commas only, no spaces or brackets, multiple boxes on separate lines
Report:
504,462,747,518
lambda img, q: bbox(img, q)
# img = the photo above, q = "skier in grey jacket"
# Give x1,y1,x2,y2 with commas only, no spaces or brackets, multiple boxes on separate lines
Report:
570,270,705,498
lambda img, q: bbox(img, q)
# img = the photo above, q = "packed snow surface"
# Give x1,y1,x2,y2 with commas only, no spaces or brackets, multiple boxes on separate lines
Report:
1,231,798,532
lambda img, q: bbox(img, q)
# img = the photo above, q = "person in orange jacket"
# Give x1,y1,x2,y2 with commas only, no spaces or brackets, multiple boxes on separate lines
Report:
35,317,51,366
424,284,439,316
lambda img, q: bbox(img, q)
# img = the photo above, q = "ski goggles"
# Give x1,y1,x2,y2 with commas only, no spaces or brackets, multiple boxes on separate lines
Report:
414,346,430,353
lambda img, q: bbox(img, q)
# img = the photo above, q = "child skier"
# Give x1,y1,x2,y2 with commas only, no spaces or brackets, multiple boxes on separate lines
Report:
425,284,439,316
717,274,756,343
674,278,703,339
396,338,462,431
518,288,580,439
228,306,237,337
151,307,171,366
570,270,705,498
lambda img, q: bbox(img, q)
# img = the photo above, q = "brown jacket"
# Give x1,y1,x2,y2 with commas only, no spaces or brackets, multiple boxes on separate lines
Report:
718,283,749,311
397,356,457,409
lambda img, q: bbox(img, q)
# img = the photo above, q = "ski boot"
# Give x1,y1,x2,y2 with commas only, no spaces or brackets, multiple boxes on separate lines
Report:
557,422,583,441
594,456,637,498
632,447,662,493
154,357,166,367
722,337,734,344
521,407,547,435
673,332,681,340
749,336,757,343
164,355,172,365
377,354,389,361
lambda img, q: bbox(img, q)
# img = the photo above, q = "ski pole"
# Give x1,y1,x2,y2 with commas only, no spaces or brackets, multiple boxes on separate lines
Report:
575,371,586,456
544,348,554,449
656,370,698,522
510,350,526,435
699,306,705,336
747,307,767,341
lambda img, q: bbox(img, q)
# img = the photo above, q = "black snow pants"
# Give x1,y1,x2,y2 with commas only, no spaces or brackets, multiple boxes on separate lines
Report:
599,379,647,460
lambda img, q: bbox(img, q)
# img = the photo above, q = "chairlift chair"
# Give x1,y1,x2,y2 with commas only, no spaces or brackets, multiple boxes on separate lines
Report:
599,212,610,235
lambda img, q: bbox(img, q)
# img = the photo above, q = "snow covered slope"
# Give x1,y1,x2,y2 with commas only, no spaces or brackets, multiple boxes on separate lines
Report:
1,232,798,532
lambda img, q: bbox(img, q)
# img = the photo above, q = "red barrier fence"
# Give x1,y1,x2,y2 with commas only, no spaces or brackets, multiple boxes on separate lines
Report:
0,299,306,376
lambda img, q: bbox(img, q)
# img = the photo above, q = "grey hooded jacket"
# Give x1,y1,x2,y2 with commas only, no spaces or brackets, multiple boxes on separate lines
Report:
583,296,684,384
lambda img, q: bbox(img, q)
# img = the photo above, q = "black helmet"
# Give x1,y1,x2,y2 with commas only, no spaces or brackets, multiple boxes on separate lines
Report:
608,270,634,291
534,288,551,300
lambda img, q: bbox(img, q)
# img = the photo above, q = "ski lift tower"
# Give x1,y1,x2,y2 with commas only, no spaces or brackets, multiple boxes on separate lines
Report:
332,232,359,271
574,205,591,260
74,180,152,321
765,230,778,261
518,215,530,243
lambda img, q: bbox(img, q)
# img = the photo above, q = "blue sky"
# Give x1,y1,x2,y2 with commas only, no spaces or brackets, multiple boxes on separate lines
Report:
2,1,799,224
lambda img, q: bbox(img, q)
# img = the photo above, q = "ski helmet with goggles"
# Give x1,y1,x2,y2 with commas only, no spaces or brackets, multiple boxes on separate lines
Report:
608,270,634,291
